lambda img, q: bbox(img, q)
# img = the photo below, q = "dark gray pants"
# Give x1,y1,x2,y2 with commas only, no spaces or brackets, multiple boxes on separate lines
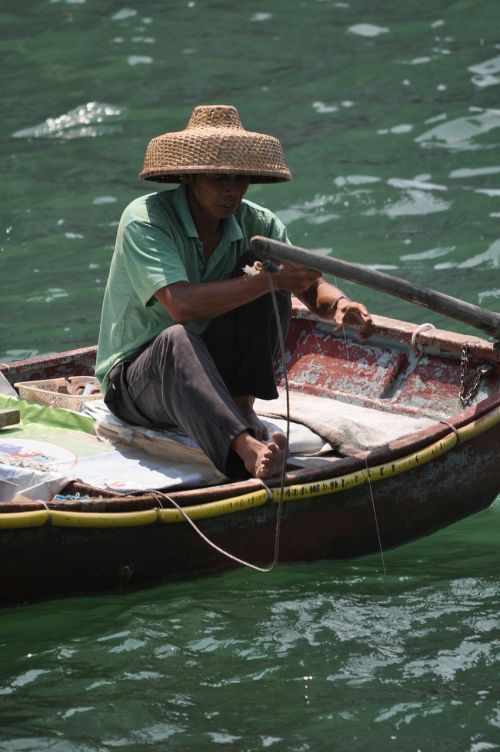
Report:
104,288,291,478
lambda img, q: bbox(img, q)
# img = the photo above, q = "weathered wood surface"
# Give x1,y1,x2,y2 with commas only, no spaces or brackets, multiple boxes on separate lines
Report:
0,408,20,428
251,235,500,339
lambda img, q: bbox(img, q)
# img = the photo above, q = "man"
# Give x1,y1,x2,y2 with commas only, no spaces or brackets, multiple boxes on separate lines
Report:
96,105,372,480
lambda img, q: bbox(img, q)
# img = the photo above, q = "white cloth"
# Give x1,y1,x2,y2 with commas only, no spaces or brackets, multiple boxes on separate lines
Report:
86,400,329,459
254,390,435,455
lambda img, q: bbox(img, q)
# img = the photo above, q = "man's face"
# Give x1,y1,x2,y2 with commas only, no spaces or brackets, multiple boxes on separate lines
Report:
185,174,250,221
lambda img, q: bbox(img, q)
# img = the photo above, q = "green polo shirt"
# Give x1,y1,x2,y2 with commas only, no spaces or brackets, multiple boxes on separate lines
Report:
95,184,289,387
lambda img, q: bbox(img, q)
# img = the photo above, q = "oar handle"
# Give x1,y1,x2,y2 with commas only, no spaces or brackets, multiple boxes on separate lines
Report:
250,236,500,340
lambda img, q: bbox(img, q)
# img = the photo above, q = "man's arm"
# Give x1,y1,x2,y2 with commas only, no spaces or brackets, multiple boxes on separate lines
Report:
156,260,372,338
155,262,320,323
300,276,373,339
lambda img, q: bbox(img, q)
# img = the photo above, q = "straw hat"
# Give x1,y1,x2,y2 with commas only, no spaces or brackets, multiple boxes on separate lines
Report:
140,105,291,183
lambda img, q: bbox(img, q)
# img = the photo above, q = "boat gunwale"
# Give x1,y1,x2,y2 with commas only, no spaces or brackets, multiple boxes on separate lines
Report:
0,395,498,523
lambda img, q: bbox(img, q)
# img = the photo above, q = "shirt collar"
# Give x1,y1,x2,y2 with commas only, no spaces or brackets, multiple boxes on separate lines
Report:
171,183,244,244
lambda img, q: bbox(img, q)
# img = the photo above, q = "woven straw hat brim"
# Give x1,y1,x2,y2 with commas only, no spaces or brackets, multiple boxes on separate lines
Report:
140,127,292,184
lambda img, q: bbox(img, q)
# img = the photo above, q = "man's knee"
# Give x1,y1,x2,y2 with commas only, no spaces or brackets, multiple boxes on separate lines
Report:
156,324,199,355
153,325,213,379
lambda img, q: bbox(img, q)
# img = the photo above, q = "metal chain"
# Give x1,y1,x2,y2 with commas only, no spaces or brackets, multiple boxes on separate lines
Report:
459,343,493,408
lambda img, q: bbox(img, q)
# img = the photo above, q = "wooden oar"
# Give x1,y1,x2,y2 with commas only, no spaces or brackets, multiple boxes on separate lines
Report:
250,235,500,339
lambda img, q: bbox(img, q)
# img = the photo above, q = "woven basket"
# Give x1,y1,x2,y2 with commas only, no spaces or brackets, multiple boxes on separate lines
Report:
15,377,102,412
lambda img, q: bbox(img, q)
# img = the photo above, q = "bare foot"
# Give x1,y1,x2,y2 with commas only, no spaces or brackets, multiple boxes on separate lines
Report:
232,431,287,479
234,395,269,440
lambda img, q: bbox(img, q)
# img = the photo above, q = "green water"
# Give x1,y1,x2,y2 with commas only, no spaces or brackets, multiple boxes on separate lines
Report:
0,508,498,751
0,0,499,749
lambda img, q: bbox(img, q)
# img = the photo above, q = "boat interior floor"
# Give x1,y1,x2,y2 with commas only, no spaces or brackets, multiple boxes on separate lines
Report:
0,391,437,502
83,393,435,486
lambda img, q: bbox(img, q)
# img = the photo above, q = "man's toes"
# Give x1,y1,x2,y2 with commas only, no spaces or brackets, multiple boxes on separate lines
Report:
271,432,287,450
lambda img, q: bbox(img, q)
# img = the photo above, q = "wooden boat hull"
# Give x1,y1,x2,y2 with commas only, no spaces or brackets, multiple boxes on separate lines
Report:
1,307,499,605
0,425,498,606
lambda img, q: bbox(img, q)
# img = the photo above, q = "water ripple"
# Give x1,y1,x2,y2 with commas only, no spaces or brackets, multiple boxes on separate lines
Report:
12,102,125,140
416,109,500,151
387,177,447,192
449,166,500,178
348,23,389,37
127,55,153,65
365,190,450,218
469,55,500,88
112,8,138,20
456,240,500,269
400,246,455,262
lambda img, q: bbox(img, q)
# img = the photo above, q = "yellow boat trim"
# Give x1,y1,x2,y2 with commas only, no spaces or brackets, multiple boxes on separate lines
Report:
50,508,159,528
273,405,499,503
0,405,497,529
0,509,50,529
156,488,269,524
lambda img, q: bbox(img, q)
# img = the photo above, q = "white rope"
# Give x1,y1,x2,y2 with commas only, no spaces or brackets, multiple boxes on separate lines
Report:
265,269,290,569
150,266,291,574
439,419,460,443
411,322,436,352
154,487,278,573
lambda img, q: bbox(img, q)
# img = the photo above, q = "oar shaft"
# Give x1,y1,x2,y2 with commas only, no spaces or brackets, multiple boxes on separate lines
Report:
251,236,500,339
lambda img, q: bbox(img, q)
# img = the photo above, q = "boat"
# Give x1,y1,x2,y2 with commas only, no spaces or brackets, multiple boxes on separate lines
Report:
1,285,499,606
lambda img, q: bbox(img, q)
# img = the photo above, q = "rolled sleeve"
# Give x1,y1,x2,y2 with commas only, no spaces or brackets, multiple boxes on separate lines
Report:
122,220,189,307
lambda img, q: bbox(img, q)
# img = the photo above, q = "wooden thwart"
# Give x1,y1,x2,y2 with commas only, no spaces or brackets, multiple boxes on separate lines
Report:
0,408,20,428
251,236,500,339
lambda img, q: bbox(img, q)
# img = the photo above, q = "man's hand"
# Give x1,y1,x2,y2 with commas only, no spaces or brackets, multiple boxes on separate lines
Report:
288,273,373,340
332,297,373,340
271,261,321,294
